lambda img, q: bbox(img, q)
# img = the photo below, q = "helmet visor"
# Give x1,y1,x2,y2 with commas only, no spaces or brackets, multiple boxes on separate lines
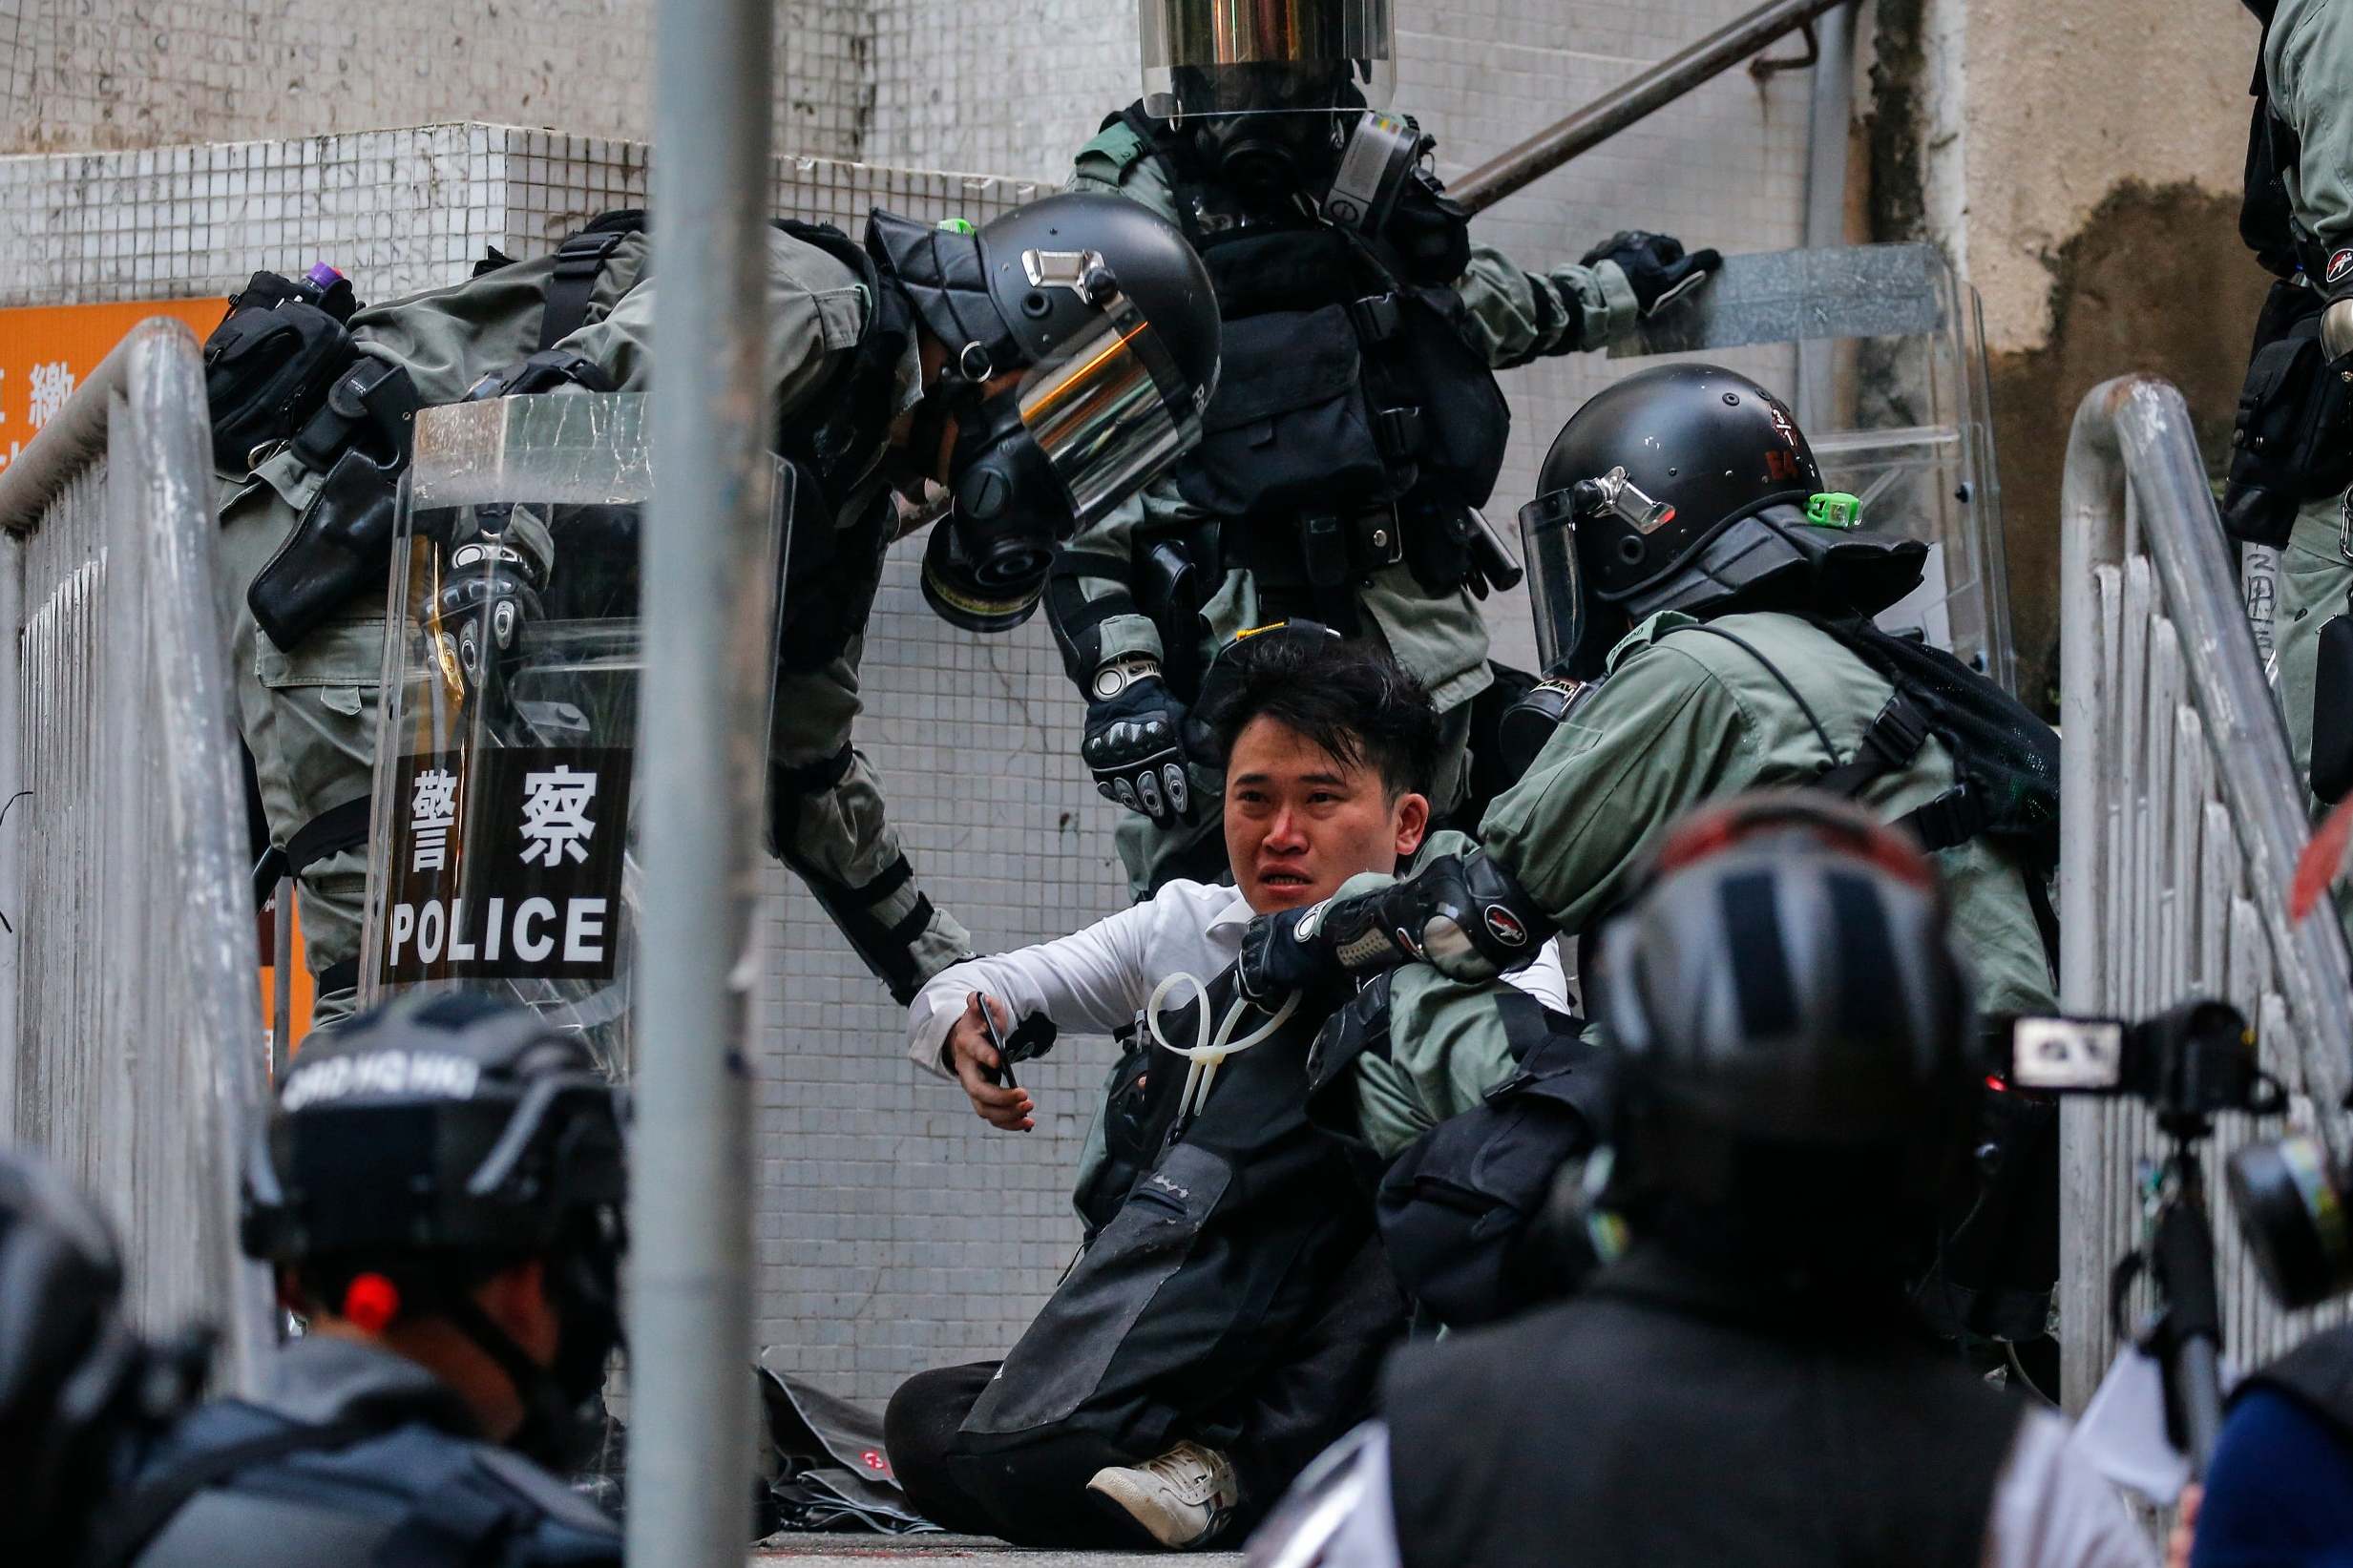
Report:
1141,0,1395,117
1519,487,1586,676
1014,286,1207,529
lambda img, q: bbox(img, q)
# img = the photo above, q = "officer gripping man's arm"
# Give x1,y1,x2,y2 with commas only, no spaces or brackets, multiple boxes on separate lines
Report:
1239,363,2059,1026
1048,0,1718,900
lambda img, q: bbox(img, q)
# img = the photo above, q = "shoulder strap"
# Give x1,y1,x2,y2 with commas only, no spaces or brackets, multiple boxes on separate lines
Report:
88,1413,382,1568
538,210,648,352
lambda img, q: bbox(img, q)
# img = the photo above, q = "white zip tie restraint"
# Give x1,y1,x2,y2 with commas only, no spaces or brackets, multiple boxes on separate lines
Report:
1145,972,1300,1123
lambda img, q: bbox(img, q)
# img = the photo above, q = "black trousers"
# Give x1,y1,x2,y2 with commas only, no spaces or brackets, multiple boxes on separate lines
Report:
882,1235,1408,1548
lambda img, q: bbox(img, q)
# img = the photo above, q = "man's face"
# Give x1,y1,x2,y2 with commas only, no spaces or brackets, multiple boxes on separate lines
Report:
1225,715,1429,913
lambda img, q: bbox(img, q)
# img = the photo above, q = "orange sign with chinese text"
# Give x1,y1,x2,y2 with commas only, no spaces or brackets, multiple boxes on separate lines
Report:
0,299,223,479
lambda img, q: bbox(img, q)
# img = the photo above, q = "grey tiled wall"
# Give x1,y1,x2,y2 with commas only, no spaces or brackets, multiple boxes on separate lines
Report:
1,0,1823,1407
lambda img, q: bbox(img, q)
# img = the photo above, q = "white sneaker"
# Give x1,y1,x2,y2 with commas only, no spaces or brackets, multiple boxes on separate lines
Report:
1086,1439,1240,1549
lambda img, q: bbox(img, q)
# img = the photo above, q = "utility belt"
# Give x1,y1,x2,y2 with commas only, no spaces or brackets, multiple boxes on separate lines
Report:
1154,492,1518,652
2222,275,2353,548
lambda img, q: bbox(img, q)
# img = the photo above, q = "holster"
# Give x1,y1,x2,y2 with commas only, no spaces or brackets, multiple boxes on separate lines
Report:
202,281,358,472
245,357,420,651
2223,281,2353,547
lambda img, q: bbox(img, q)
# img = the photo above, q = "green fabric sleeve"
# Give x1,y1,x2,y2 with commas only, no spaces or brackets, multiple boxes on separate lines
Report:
1479,639,1757,934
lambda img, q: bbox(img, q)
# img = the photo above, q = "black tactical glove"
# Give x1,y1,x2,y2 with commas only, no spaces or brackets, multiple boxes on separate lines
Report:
1579,230,1721,318
435,509,548,697
1237,851,1553,1003
1082,676,1195,826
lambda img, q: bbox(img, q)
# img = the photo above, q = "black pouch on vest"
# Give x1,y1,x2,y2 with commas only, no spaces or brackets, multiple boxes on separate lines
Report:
202,283,358,472
2313,611,2353,805
1374,1000,1610,1328
2223,298,2352,547
1174,306,1393,521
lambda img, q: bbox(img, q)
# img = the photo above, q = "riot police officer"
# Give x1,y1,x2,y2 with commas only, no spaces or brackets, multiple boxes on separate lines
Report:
1045,0,1720,895
0,1149,205,1563
1247,796,2149,1568
208,193,1220,1018
2224,0,2353,804
1236,364,2063,1345
93,992,631,1567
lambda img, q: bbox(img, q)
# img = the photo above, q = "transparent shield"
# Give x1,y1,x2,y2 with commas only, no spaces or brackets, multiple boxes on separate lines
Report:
1611,245,2015,692
359,393,786,1077
1517,489,1585,676
1140,0,1395,118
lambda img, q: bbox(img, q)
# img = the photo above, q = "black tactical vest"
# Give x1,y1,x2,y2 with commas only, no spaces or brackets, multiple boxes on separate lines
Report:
1382,1248,2027,1568
1116,105,1511,598
957,971,1374,1458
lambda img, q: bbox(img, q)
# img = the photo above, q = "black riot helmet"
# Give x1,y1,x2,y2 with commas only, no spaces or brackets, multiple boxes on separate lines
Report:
0,1151,206,1558
242,991,627,1465
1590,793,1980,1280
1519,364,1926,676
867,193,1220,633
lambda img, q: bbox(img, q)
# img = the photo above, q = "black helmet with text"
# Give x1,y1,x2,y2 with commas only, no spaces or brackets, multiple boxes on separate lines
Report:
241,991,627,1466
867,192,1221,633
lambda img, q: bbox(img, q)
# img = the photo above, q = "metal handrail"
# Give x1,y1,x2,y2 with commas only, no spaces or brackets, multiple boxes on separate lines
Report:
0,319,273,1391
1453,0,1858,215
2058,375,2353,1111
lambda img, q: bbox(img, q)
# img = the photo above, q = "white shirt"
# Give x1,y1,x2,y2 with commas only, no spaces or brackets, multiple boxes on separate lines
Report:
1250,1410,2155,1568
906,877,1570,1077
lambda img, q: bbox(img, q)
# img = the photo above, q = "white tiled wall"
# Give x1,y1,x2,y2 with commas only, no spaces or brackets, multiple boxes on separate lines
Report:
0,0,1823,1407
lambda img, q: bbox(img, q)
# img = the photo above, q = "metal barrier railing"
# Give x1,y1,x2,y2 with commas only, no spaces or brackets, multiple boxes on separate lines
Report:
2057,374,2353,1407
0,318,272,1391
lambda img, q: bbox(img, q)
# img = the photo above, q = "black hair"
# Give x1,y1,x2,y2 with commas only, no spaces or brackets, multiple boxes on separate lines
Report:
1203,633,1440,799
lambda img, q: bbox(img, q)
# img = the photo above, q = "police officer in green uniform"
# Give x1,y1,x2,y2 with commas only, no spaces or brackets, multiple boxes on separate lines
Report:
1044,0,1720,896
2225,0,2353,802
1237,365,2065,1344
95,992,632,1568
208,194,1221,1019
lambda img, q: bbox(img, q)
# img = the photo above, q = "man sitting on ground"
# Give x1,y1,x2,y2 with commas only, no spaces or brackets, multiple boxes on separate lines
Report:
886,629,1565,1551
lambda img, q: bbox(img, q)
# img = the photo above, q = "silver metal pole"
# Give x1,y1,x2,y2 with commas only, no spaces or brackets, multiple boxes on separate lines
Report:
1452,0,1854,216
1795,2,1856,431
628,0,774,1555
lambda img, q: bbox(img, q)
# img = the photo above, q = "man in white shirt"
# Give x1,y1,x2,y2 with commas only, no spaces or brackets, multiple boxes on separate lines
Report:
887,628,1565,1554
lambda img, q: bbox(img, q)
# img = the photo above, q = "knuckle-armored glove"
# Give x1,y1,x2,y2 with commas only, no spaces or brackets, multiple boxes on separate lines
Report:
1082,677,1194,826
1579,230,1722,319
435,508,548,696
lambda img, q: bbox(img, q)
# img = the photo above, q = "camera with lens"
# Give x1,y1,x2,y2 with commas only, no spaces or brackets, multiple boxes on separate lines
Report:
2004,999,2276,1122
2230,1130,2353,1310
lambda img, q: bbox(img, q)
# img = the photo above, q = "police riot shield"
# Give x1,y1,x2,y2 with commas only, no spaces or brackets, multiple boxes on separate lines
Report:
359,393,786,1075
1614,244,2016,693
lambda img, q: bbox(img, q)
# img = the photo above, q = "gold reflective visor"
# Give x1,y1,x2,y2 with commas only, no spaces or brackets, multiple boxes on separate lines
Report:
1015,292,1204,529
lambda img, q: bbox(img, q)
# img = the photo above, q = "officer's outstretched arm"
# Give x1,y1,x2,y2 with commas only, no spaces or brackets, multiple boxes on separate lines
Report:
1238,847,1553,1000
2276,0,2353,303
1459,229,1720,369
